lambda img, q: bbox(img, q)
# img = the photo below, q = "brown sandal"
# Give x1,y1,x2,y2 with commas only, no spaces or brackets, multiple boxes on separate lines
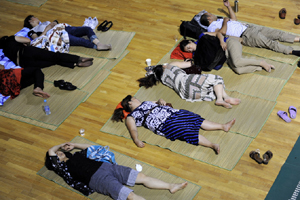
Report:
279,8,286,19
249,149,263,164
262,150,273,164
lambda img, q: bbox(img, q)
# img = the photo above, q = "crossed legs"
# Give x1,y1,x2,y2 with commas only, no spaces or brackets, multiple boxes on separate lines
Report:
214,84,241,109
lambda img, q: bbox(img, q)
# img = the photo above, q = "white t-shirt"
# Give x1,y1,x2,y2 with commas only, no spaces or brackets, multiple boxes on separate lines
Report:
207,19,248,37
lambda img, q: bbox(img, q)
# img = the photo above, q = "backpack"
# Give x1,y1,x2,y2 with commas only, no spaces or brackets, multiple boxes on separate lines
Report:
179,19,206,40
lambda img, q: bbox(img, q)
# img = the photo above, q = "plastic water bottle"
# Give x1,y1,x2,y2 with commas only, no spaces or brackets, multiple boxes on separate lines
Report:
43,99,51,115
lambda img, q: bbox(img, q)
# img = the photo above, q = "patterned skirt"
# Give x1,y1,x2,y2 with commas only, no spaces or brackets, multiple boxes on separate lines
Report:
159,109,205,145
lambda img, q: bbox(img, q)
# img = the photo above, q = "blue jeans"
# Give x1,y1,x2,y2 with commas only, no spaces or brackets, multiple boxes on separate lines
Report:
65,26,98,48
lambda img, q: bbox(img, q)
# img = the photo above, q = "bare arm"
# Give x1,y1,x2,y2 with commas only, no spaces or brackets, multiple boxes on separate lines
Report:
125,116,145,148
0,64,4,70
168,61,192,69
217,32,227,50
223,0,237,21
48,142,92,156
15,36,31,45
217,17,229,35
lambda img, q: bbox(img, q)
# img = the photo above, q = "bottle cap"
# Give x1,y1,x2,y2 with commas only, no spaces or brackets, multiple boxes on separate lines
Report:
44,99,46,102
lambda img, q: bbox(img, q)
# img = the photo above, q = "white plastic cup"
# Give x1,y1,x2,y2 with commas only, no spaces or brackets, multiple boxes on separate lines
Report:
146,58,151,66
79,128,85,136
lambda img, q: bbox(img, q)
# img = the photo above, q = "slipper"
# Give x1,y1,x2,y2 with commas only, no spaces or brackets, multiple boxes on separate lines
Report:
277,110,291,123
262,150,273,164
288,106,297,119
97,20,108,31
249,149,263,164
97,20,113,32
279,8,286,19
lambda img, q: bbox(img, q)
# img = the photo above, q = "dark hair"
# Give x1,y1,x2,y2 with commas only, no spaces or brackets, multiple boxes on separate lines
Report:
24,15,34,29
179,40,195,52
45,151,73,170
137,65,164,89
200,13,209,27
0,36,9,49
111,95,132,122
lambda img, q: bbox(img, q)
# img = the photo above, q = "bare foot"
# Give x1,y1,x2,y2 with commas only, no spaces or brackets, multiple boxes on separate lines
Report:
169,182,188,194
212,143,220,155
223,119,236,132
33,87,50,98
260,60,275,72
215,100,232,109
224,97,241,105
97,43,112,51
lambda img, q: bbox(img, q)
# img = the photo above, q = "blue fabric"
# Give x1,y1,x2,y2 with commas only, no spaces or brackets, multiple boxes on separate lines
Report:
14,27,32,40
65,26,97,48
87,145,117,164
0,49,21,106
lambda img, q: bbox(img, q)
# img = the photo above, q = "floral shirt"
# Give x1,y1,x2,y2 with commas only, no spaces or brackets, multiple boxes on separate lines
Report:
49,153,94,196
128,101,179,136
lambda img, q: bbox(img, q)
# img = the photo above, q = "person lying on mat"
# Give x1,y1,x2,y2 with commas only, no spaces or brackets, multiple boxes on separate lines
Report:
112,95,237,154
0,65,50,99
180,18,275,74
24,15,112,51
0,35,94,69
137,62,241,109
201,0,300,57
46,142,187,200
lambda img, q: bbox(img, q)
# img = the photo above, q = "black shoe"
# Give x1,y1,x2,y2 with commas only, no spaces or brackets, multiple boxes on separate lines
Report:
54,80,77,91
54,80,65,87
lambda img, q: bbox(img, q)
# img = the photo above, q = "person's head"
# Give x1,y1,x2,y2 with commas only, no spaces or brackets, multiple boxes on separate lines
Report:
45,150,72,170
112,95,141,122
137,65,164,89
200,12,217,27
180,40,197,52
23,15,40,29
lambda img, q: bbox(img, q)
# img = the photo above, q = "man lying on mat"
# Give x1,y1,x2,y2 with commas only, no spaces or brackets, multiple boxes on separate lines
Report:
201,0,300,57
112,95,237,154
46,142,187,200
24,15,112,51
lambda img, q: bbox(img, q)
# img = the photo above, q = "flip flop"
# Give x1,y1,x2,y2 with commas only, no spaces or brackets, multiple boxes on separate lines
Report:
97,20,108,31
249,149,263,164
262,150,273,164
277,110,291,123
288,106,297,119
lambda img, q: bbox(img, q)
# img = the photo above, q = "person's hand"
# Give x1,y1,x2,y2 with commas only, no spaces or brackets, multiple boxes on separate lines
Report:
220,41,227,51
0,64,4,70
134,139,145,148
61,142,75,151
223,0,230,7
157,99,166,106
223,17,230,23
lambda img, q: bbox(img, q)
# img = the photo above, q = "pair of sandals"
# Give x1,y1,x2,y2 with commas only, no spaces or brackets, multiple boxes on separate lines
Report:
279,8,300,25
250,149,273,164
277,106,297,123
54,80,77,91
97,20,113,32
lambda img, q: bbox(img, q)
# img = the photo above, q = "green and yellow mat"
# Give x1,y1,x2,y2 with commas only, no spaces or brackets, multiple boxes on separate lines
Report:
37,136,201,200
101,28,300,170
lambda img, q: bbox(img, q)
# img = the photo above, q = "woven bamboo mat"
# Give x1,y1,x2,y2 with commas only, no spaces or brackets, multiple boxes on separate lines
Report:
0,82,88,130
42,53,109,89
37,136,201,200
7,0,47,7
69,30,135,59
